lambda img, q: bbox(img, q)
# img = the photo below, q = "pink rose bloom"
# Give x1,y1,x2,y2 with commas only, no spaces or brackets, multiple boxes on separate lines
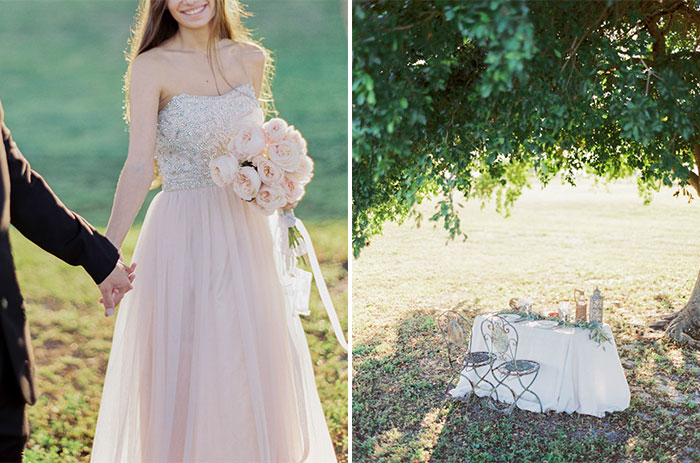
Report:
262,118,288,143
240,107,264,126
209,155,239,187
252,184,287,215
291,155,314,185
280,174,305,202
268,139,302,172
227,121,266,162
232,166,262,201
286,127,308,156
253,155,284,186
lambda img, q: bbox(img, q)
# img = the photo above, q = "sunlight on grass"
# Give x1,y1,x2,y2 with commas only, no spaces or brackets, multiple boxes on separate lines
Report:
0,0,346,225
14,219,347,462
1,1,347,460
353,178,700,463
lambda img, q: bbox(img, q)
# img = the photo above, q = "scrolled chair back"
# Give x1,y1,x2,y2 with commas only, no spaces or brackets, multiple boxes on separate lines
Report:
436,310,472,370
481,314,519,363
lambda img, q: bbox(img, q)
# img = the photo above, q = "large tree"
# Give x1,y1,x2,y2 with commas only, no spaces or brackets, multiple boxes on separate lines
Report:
353,0,700,345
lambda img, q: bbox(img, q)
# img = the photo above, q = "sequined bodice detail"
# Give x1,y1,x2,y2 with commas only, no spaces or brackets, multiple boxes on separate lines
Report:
156,84,258,192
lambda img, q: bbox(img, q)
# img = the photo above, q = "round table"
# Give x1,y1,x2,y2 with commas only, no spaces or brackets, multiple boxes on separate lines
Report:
449,314,630,417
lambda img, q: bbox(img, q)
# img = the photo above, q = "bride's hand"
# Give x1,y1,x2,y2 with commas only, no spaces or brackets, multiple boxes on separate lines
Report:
99,260,136,316
117,250,137,284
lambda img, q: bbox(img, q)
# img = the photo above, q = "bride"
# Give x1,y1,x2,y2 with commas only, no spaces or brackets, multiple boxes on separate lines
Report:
90,0,340,461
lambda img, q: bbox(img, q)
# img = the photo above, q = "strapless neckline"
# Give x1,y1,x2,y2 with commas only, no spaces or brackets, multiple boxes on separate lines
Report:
154,81,259,192
159,83,255,115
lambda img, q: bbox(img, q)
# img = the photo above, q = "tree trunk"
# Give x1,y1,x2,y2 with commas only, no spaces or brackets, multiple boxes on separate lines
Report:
660,270,700,348
661,144,700,347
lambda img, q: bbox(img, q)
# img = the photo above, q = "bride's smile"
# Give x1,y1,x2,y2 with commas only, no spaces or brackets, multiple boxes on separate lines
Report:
169,0,214,27
182,5,206,16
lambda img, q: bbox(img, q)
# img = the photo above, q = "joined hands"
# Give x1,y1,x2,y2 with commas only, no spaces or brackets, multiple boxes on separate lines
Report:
98,257,136,317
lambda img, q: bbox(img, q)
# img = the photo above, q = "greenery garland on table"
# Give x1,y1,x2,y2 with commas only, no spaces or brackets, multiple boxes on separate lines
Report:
500,311,612,348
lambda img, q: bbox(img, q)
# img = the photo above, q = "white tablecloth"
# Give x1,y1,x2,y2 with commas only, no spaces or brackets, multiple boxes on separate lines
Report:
450,314,630,417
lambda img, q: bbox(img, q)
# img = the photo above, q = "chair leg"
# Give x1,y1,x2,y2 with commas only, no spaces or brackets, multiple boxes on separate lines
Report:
444,362,499,405
512,370,543,413
524,370,543,413
470,364,496,396
444,362,482,403
484,364,517,414
443,369,467,400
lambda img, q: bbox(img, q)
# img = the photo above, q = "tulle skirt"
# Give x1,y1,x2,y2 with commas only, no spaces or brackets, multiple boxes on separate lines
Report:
91,185,337,462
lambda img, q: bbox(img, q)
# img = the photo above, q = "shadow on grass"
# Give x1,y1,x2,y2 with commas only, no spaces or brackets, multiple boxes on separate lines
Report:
352,305,700,463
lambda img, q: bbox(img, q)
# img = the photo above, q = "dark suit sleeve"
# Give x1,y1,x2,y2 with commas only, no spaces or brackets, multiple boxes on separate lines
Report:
1,122,119,284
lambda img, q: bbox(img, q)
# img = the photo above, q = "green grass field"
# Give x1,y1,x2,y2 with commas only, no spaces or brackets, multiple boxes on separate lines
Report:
0,0,347,223
353,178,700,463
0,0,348,461
14,221,348,462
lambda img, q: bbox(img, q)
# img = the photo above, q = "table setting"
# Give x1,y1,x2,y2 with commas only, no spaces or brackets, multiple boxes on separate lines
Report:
444,289,631,417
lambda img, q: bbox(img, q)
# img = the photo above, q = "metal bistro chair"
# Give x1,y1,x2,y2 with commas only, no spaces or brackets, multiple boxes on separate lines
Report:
437,310,495,401
481,314,543,414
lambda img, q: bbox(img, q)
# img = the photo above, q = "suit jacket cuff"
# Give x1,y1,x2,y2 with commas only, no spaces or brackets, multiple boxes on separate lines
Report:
81,229,120,285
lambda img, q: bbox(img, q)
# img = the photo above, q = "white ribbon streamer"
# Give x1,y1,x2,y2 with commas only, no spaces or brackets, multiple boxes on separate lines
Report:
294,218,349,352
271,211,347,462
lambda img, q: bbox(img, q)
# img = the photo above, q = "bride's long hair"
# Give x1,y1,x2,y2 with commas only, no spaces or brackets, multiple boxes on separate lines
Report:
123,0,275,121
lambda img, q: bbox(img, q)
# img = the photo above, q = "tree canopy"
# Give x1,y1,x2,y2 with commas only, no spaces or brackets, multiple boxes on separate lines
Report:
352,0,700,256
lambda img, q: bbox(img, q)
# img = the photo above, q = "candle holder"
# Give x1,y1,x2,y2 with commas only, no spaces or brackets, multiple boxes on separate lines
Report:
589,288,604,324
574,289,587,322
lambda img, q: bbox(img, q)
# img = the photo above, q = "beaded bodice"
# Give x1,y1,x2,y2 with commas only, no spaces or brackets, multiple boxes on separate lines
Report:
155,83,258,192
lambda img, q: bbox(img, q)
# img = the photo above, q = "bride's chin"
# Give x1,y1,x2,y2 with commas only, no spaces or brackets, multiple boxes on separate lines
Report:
176,17,214,29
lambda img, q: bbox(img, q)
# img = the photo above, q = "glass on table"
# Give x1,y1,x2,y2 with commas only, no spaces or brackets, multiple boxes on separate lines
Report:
558,302,572,322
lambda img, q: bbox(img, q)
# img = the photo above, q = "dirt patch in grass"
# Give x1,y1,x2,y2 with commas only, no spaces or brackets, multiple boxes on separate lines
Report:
353,309,700,463
353,180,700,463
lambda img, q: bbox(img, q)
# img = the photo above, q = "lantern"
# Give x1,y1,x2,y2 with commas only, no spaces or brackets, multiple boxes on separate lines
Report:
589,288,604,324
574,289,587,322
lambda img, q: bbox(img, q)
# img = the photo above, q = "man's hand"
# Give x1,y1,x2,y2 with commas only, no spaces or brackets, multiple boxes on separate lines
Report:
98,260,136,316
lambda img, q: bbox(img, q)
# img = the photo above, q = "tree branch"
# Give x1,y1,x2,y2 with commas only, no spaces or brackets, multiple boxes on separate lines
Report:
561,6,610,75
382,10,443,33
690,143,700,197
645,15,667,60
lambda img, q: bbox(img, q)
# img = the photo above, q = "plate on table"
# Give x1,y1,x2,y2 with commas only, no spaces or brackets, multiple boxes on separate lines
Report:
534,320,559,329
499,313,525,322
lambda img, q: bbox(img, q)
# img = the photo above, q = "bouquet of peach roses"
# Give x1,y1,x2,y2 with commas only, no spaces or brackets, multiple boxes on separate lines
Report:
209,108,314,254
208,107,314,215
209,108,347,352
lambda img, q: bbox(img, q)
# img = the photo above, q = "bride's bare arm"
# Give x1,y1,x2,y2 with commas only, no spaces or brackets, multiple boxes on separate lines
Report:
105,55,161,249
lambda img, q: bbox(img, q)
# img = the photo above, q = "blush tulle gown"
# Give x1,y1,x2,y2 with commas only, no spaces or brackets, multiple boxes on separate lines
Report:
90,84,338,462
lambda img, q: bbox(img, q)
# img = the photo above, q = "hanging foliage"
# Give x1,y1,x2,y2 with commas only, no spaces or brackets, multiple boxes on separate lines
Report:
353,0,700,255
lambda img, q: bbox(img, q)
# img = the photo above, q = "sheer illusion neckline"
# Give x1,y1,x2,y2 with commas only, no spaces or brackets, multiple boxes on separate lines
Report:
159,83,255,114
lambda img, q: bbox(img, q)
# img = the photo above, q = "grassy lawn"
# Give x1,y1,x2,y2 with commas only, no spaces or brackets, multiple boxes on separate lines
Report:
14,220,348,462
352,178,700,463
0,0,347,223
1,0,347,461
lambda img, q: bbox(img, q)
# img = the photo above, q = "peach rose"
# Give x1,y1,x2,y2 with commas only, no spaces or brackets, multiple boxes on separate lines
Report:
286,127,308,156
227,121,266,162
252,184,287,215
268,138,302,172
291,155,314,185
280,174,305,202
262,118,288,143
209,155,239,187
240,107,264,126
232,166,262,201
253,155,284,186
